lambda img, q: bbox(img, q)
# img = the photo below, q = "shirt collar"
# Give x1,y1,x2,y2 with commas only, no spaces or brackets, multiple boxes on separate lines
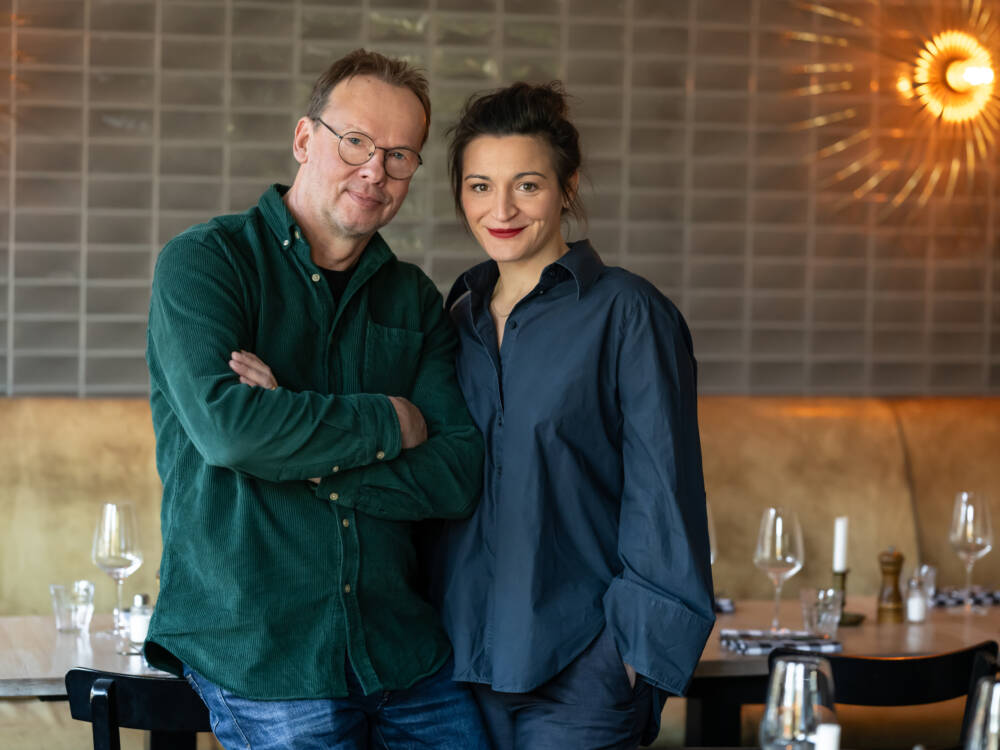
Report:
454,239,604,306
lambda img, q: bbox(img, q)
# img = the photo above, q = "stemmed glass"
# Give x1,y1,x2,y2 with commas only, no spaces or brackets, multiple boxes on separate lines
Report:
949,491,993,615
759,654,837,750
753,507,804,631
91,502,143,636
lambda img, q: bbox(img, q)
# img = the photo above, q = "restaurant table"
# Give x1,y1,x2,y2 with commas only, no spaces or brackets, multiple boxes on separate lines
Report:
0,613,197,747
686,595,1000,746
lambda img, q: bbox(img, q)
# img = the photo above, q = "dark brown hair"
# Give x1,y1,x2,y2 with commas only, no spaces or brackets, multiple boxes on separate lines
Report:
447,81,585,223
306,49,431,145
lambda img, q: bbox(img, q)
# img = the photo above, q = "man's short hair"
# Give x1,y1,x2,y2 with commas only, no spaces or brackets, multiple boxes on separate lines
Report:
306,48,431,146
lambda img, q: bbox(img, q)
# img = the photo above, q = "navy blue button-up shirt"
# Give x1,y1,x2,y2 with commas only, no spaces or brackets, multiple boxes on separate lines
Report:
430,240,715,696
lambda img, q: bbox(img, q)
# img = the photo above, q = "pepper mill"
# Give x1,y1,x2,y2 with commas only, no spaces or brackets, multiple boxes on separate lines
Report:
877,546,904,623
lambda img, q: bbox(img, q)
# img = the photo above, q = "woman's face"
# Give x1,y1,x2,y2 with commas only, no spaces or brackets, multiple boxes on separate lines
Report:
459,134,573,267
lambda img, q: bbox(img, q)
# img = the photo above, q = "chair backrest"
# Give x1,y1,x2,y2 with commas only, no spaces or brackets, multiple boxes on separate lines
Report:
65,668,211,750
768,641,999,746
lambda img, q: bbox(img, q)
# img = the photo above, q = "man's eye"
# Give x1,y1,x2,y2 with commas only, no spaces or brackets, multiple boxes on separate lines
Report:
387,150,407,161
346,136,365,147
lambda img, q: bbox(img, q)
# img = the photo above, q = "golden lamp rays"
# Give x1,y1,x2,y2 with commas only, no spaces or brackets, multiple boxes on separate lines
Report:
784,0,1000,215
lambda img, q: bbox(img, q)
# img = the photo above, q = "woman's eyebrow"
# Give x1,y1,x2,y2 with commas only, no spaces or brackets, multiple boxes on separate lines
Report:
464,174,492,181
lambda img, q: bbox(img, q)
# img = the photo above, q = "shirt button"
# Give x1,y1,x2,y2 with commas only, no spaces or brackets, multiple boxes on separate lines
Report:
295,229,301,240
509,321,518,329
332,465,340,473
311,273,321,282
282,239,290,247
329,492,339,501
342,519,350,528
375,450,385,460
344,584,352,594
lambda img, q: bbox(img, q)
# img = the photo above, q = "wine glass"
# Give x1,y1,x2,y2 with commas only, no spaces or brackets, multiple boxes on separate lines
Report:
759,654,837,750
753,507,804,631
91,502,143,636
965,675,1000,749
949,491,993,615
706,499,717,566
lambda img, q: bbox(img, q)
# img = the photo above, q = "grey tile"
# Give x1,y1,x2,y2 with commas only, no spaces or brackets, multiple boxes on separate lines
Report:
568,23,624,52
90,108,154,139
697,359,747,393
15,212,81,243
300,8,363,40
157,212,216,244
633,26,688,56
873,296,924,325
693,326,744,355
692,130,748,158
752,294,805,323
161,74,225,107
15,71,83,102
432,49,499,81
438,15,496,46
86,355,149,386
752,196,809,224
621,257,682,288
16,141,82,173
162,4,226,36
88,214,152,245
754,131,813,159
691,194,746,223
160,111,226,140
634,0,689,21
437,0,496,10
626,226,684,254
229,146,295,179
90,73,154,105
370,11,430,42
14,284,79,314
89,2,156,33
873,330,926,357
89,143,154,175
370,0,430,7
232,78,296,109
90,35,155,69
813,262,867,291
750,361,805,393
694,63,750,92
232,41,295,74
13,355,78,387
814,232,867,259
86,284,151,315
751,328,805,356
695,28,751,57
573,91,626,122
14,320,78,350
692,228,744,256
504,0,561,13
810,361,866,390
690,260,744,289
88,178,153,210
569,0,625,15
159,180,224,212
234,7,294,37
632,92,685,122
228,182,270,212
19,1,85,30
628,193,682,222
933,265,986,293
931,330,985,357
502,55,560,84
87,250,151,281
15,177,81,209
754,165,811,192
929,363,984,390
229,113,294,142
632,59,686,88
693,96,748,124
16,106,82,138
932,298,985,326
630,161,683,190
752,262,805,291
17,30,83,65
87,320,147,349
162,40,225,71
753,230,807,258
686,292,745,323
812,329,866,357
160,145,224,177
13,249,80,280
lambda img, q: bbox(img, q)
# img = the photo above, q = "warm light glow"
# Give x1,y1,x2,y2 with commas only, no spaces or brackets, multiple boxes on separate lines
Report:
913,30,994,123
896,76,913,96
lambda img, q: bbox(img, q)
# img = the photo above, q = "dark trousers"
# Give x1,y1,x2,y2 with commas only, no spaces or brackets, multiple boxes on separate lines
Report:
470,627,658,750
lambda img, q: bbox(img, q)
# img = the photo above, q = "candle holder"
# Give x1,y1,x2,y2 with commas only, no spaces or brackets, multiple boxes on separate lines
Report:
833,569,866,626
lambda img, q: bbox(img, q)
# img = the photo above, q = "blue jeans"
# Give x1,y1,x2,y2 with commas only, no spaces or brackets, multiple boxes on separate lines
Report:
183,659,490,750
471,627,658,750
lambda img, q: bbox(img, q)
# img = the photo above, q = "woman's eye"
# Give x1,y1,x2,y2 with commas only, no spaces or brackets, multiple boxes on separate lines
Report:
469,183,489,193
518,182,538,192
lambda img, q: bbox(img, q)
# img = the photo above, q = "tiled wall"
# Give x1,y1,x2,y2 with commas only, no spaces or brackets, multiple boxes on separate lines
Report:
1,0,997,396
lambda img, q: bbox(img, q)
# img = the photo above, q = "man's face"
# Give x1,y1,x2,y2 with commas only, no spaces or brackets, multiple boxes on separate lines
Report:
293,75,426,242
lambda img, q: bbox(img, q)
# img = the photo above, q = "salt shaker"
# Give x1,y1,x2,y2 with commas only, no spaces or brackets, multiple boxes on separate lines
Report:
905,575,927,623
128,593,152,647
815,723,841,750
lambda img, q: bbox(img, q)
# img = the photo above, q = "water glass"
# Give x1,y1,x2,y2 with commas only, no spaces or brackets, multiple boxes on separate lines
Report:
760,654,837,750
800,588,843,638
50,580,95,633
965,675,1000,749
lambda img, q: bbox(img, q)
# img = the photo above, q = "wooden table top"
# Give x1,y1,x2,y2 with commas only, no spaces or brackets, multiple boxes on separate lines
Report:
695,595,1000,678
0,614,169,698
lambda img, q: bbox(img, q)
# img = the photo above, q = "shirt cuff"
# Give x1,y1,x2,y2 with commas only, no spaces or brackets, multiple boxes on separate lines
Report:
602,576,716,696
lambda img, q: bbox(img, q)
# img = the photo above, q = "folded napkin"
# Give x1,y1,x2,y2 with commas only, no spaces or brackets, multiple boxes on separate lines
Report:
719,628,843,656
932,587,1000,608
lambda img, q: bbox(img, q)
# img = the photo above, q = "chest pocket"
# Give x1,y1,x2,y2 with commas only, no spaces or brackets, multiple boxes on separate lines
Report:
364,321,424,396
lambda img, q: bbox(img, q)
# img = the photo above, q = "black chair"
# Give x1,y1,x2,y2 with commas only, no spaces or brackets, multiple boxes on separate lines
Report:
65,668,211,750
768,640,999,746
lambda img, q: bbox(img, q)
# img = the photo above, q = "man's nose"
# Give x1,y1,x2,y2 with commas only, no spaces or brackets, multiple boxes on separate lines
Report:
356,150,388,183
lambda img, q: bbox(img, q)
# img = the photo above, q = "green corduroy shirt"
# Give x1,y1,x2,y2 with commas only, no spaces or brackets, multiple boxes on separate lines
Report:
144,184,484,699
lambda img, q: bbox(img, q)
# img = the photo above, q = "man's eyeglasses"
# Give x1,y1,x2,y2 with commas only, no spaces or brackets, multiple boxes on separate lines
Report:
314,118,422,180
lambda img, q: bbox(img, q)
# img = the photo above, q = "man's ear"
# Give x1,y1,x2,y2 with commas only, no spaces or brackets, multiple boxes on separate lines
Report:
292,117,314,165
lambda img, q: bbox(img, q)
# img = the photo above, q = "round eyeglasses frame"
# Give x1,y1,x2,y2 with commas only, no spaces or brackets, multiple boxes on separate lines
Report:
313,118,423,180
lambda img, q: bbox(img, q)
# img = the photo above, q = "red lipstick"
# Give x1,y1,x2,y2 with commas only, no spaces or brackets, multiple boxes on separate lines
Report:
487,227,524,239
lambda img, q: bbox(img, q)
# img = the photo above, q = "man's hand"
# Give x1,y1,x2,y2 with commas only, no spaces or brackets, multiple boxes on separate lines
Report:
388,396,428,450
229,350,278,390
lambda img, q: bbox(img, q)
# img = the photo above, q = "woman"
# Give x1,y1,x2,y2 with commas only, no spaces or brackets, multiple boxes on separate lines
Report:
231,81,715,750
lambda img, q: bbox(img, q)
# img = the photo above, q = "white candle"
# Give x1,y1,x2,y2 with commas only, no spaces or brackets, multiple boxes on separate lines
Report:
833,516,848,572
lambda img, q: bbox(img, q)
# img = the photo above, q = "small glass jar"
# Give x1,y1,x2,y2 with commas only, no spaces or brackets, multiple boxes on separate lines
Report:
906,575,928,623
128,593,152,648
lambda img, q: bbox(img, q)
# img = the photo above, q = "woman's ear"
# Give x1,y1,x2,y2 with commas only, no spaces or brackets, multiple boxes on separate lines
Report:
563,171,580,211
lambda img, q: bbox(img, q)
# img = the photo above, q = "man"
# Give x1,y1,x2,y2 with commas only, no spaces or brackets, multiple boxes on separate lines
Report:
145,49,489,749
